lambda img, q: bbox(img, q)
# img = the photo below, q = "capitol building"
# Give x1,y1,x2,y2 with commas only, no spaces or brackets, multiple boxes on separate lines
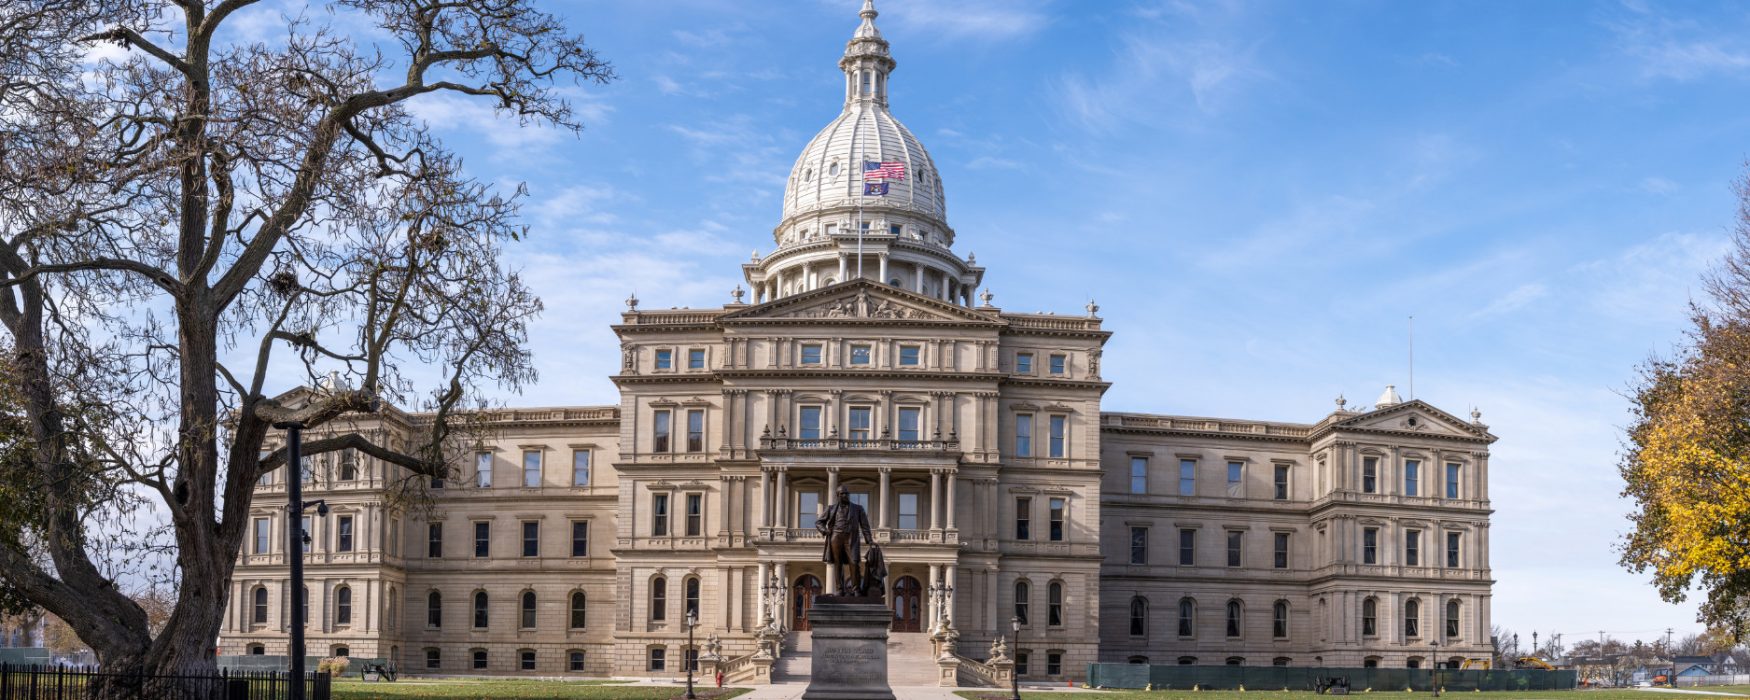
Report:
221,1,1497,685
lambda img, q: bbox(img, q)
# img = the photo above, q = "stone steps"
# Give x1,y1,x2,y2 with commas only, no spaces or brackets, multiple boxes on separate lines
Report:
886,632,942,686
773,632,812,681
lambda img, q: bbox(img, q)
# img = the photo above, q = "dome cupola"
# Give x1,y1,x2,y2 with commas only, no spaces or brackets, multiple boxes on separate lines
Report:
746,1,981,306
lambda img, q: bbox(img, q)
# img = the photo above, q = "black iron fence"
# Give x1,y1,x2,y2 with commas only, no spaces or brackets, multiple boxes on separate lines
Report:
1086,663,1579,691
0,664,331,700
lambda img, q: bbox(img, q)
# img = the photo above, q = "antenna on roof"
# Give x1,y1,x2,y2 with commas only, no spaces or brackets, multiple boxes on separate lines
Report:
1408,314,1415,401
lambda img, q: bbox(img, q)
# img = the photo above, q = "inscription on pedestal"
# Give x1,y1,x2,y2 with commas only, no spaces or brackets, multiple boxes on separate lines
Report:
802,597,897,700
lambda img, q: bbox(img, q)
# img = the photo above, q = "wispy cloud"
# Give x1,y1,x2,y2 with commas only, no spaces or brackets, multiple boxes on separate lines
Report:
1639,176,1679,195
1608,4,1750,81
1471,283,1549,320
966,155,1023,171
1052,6,1269,131
881,0,1050,41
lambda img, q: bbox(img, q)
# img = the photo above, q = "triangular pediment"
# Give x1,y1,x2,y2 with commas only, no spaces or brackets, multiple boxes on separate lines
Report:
1332,400,1493,441
722,279,999,324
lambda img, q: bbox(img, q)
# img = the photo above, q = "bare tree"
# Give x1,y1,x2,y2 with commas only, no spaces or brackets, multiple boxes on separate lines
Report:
0,1,611,695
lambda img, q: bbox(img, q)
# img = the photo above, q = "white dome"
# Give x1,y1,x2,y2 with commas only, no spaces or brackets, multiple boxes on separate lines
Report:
781,105,946,226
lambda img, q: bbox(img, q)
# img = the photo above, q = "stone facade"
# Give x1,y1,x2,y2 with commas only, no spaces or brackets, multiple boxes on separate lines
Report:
219,0,1495,682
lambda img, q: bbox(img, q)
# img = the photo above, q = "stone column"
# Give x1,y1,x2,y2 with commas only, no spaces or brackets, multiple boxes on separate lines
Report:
760,470,773,530
927,563,942,624
945,564,958,625
878,468,891,530
945,473,958,531
838,254,848,282
878,253,889,283
776,469,789,530
914,263,924,293
827,467,839,501
757,562,771,624
929,470,942,531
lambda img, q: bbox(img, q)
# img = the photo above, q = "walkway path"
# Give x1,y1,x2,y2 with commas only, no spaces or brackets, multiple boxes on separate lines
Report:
733,681,1101,699
1637,688,1750,697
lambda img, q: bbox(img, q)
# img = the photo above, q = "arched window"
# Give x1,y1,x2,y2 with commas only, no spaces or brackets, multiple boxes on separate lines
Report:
1177,597,1195,637
1128,656,1149,664
1445,599,1460,639
1177,656,1197,665
685,577,701,620
651,576,668,621
252,586,268,624
473,590,488,629
427,591,442,628
1226,599,1242,637
1404,598,1421,638
570,591,587,629
1129,597,1148,637
521,590,537,629
335,586,352,626
247,644,265,655
1047,582,1063,626
1273,600,1289,638
1014,581,1029,625
1226,656,1245,666
1273,657,1292,667
1361,597,1378,636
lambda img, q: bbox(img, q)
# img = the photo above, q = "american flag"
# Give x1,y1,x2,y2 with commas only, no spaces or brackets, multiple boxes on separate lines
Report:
863,161,906,180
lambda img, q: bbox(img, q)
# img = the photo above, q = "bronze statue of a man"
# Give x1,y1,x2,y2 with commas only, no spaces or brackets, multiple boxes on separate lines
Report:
818,485,875,596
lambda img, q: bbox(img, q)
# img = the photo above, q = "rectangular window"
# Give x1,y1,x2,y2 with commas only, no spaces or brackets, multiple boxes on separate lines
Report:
655,349,672,370
522,450,542,488
258,450,272,487
1446,463,1461,499
1015,414,1033,456
1048,498,1065,541
1447,532,1461,568
799,406,822,440
848,407,872,440
686,493,703,537
652,494,670,537
572,450,591,487
898,493,919,530
1130,526,1148,564
798,491,820,529
426,649,441,670
1226,531,1243,567
1179,529,1195,565
1130,457,1147,494
428,523,443,558
1274,464,1290,500
1405,529,1421,566
687,348,705,369
431,474,443,489
1016,352,1034,374
1047,653,1062,676
521,650,536,671
253,517,270,554
850,344,871,365
337,516,354,552
473,522,490,558
338,450,357,481
1405,460,1420,496
686,410,704,452
800,344,822,365
476,452,493,488
571,521,589,557
653,410,672,452
1015,497,1031,540
648,648,666,672
1179,459,1196,496
898,407,921,443
1274,532,1290,569
850,492,869,511
569,651,586,672
522,521,539,557
1362,527,1378,564
898,345,920,366
1048,415,1066,458
301,516,312,553
1227,461,1244,496
473,650,488,670
1016,653,1029,676
1362,456,1378,493
1049,353,1066,375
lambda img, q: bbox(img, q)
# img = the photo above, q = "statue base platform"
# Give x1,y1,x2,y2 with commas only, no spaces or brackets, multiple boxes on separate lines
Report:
802,596,896,700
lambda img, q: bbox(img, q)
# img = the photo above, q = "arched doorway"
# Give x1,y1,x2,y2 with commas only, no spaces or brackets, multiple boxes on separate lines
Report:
891,575,922,632
792,574,822,631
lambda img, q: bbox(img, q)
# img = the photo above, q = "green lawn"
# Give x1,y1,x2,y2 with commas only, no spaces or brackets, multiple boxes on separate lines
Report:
332,678,750,699
955,691,1695,700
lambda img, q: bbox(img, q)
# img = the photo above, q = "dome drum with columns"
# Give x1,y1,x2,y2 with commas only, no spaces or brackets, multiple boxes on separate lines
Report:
744,0,981,306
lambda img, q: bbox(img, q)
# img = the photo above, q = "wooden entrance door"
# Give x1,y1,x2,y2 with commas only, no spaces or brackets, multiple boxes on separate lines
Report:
792,574,822,631
891,575,922,632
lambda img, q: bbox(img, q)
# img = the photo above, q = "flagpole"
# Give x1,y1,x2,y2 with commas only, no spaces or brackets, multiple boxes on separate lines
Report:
857,153,865,282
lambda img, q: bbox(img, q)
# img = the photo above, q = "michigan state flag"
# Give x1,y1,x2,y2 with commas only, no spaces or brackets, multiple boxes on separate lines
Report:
863,182,889,196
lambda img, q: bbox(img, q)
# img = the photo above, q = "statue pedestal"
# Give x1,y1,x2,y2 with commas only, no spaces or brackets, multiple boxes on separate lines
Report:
802,596,896,700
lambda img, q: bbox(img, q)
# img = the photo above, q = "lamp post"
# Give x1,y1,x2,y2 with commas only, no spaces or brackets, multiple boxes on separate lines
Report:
1010,616,1022,700
685,609,699,700
1431,640,1441,697
276,422,328,700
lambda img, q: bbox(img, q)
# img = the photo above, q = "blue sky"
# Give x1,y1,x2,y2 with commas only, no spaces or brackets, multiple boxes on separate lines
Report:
387,0,1750,645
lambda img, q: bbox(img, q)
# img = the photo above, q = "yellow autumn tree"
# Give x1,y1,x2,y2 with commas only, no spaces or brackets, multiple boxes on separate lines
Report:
1621,175,1750,640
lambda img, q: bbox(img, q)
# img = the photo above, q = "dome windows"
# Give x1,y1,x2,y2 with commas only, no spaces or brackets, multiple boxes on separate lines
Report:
828,161,841,177
804,169,813,182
